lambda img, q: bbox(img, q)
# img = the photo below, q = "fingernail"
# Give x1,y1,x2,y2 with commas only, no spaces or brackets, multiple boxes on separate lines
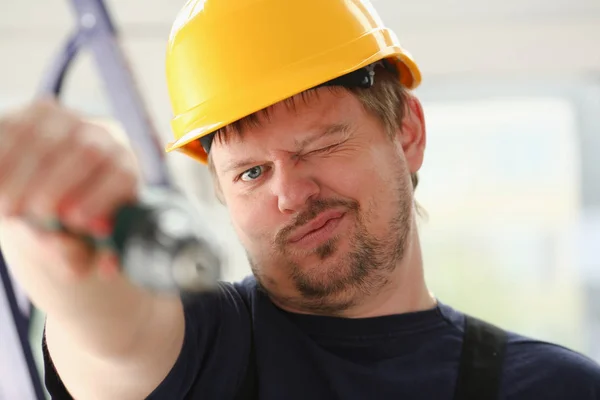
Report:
57,199,73,216
98,253,119,280
89,218,112,237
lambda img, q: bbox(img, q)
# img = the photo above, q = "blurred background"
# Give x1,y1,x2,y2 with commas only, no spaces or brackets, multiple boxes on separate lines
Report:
1,0,600,397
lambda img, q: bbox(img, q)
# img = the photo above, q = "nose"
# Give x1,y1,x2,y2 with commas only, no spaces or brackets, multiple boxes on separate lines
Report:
271,164,320,214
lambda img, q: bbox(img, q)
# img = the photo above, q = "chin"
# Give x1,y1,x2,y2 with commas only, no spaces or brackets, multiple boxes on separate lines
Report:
291,251,358,293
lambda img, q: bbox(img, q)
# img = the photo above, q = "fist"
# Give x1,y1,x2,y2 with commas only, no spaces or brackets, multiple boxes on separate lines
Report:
0,98,139,280
0,98,138,232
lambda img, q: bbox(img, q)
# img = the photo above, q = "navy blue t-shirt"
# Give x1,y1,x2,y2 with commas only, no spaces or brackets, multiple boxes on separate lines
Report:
44,276,600,399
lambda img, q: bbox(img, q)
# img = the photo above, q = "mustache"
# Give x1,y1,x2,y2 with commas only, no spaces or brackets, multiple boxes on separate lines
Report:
275,198,358,246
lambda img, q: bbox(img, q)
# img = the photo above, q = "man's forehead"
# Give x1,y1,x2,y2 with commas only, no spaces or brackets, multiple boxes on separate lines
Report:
209,89,361,170
201,89,342,157
219,87,353,138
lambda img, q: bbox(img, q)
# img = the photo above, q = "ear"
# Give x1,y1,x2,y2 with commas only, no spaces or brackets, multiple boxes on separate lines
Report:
397,94,426,174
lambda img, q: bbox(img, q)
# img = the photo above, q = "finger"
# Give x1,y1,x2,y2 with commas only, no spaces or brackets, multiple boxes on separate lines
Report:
95,250,120,282
3,145,99,219
62,148,138,235
0,108,33,164
0,100,79,216
0,112,36,213
0,99,61,166
25,124,111,221
0,155,40,216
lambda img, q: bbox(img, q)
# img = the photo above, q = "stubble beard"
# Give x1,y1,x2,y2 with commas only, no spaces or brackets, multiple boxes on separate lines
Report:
250,171,413,316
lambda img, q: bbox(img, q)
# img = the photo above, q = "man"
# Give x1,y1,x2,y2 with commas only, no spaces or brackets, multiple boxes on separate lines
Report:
0,0,599,399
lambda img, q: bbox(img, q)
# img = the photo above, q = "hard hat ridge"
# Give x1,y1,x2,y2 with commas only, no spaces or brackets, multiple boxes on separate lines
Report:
165,0,422,164
198,60,400,155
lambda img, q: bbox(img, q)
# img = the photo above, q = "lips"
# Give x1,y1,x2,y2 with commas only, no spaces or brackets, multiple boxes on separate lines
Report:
288,210,345,243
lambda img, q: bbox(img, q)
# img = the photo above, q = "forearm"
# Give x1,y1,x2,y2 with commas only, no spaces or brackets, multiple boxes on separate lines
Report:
44,279,185,400
0,219,157,357
42,272,156,357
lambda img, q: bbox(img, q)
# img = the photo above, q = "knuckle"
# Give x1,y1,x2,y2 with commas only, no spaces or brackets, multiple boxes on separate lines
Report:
115,153,135,174
114,165,139,197
81,143,105,162
28,101,53,123
0,114,12,131
90,123,131,154
32,101,80,138
124,170,139,192
76,126,111,155
59,111,83,134
116,149,140,179
33,98,59,114
29,193,57,218
75,137,108,162
104,151,135,182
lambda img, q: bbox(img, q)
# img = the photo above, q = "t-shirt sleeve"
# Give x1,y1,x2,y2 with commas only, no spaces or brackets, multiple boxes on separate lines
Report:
42,331,72,399
502,337,600,399
42,282,252,400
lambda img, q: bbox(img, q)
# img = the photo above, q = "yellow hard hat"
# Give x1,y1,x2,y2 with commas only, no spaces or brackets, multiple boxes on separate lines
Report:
164,0,422,164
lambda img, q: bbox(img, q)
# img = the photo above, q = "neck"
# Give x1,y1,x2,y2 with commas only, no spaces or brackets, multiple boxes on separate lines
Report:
340,222,436,318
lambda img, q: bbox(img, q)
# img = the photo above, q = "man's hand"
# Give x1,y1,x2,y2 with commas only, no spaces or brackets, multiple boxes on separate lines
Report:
0,98,139,283
0,99,183,399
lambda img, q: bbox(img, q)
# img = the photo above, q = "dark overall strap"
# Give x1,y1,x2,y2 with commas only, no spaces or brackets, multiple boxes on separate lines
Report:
453,315,508,400
234,295,258,400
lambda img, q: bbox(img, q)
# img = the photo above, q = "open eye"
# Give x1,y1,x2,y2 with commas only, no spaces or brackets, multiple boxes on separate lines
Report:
240,166,264,182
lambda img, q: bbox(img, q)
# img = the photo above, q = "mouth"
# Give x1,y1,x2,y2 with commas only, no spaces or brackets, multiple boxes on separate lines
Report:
288,210,346,245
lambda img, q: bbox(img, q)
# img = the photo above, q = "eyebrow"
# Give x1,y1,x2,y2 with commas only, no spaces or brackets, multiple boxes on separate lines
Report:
221,122,351,175
295,122,351,149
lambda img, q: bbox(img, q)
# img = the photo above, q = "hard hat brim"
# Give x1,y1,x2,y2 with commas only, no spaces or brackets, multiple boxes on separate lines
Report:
165,29,421,164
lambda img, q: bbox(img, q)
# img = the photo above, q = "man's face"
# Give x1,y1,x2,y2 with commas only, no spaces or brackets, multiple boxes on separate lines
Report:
211,88,424,314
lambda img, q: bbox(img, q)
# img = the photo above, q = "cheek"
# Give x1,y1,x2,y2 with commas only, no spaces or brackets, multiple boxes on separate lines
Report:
318,157,386,224
336,144,406,229
317,152,373,199
227,197,276,250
